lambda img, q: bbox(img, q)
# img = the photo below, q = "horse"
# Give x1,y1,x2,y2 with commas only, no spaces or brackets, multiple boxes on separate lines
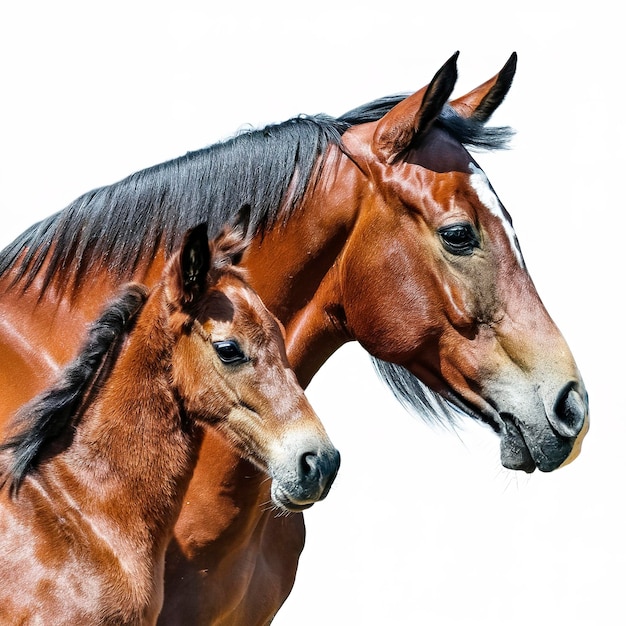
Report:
0,52,589,624
0,223,339,625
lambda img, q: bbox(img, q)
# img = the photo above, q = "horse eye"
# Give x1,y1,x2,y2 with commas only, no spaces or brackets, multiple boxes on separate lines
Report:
438,223,479,256
213,340,248,365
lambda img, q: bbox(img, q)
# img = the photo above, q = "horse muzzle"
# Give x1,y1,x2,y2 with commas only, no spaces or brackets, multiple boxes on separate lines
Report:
499,382,589,473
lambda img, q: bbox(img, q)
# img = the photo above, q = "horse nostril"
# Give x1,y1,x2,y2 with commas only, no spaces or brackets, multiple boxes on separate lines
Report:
553,385,587,438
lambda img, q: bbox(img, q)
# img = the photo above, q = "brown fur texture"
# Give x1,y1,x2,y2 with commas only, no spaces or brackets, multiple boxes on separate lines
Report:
0,224,338,625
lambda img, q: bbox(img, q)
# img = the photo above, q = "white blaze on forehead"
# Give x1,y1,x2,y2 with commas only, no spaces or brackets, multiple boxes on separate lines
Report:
469,163,524,267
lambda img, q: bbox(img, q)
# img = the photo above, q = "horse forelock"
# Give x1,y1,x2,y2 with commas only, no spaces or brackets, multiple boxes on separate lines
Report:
0,284,148,495
437,105,515,151
338,98,514,151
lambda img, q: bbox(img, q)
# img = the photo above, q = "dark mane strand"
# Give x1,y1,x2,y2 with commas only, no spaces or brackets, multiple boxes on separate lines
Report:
0,284,148,495
337,94,408,124
370,358,463,428
437,105,515,151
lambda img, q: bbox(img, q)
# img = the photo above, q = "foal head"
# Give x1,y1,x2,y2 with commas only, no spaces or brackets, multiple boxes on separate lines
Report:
162,224,340,511
0,224,340,512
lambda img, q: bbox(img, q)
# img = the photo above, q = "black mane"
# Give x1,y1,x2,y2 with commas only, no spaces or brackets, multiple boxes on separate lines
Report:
0,97,511,294
0,115,351,294
0,285,147,495
0,96,513,430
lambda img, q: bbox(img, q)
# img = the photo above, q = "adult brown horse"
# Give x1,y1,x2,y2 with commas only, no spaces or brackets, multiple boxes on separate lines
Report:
0,224,339,624
0,52,588,624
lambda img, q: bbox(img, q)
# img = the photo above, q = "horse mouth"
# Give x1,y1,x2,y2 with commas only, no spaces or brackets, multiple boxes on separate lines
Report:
499,415,537,473
499,413,580,473
444,390,576,473
431,386,578,473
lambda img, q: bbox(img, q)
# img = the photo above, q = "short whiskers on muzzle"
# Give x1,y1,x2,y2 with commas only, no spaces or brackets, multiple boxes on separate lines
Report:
259,475,294,518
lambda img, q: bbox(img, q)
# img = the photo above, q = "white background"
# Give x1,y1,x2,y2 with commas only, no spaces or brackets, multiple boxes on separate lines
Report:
1,2,623,624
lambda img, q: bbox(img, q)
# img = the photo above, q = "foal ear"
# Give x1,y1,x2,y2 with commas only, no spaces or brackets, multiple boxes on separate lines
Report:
373,52,459,164
232,203,252,242
449,52,517,122
211,224,250,268
170,223,212,306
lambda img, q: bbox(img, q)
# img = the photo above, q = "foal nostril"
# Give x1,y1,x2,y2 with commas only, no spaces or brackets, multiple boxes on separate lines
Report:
298,451,321,482
296,449,341,499
552,385,587,438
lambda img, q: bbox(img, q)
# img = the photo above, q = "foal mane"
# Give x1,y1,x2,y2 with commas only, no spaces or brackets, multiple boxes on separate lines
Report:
0,284,148,495
0,96,513,430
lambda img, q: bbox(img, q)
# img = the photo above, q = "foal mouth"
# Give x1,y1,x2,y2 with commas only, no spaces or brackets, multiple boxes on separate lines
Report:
270,485,315,512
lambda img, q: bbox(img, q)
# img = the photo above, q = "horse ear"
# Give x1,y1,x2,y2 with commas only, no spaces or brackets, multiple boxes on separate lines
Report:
373,52,459,164
169,223,212,306
449,52,517,122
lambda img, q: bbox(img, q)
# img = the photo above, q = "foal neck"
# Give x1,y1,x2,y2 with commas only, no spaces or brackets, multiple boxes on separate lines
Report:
61,288,202,548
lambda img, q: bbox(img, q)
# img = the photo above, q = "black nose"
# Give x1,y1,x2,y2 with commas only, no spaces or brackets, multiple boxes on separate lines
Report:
297,448,341,500
551,384,588,438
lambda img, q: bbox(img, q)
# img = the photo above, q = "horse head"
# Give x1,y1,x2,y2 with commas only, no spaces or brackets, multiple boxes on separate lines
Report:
339,53,588,472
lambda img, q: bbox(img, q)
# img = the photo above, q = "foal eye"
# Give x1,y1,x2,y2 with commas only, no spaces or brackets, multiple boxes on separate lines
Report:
438,223,479,256
213,340,248,365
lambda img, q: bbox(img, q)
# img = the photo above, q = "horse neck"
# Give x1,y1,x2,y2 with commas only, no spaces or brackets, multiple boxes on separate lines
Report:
54,287,201,554
247,146,364,387
0,250,169,411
